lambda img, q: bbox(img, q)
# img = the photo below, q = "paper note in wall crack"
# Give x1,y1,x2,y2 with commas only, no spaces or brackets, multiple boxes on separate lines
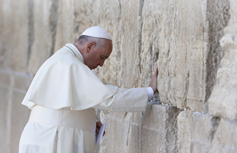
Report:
96,122,107,145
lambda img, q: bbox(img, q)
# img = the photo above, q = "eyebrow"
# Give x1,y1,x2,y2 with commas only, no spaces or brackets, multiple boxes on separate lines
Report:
101,55,109,58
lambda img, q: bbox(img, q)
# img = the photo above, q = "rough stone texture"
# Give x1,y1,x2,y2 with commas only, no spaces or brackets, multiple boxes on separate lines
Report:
102,112,134,153
208,0,237,120
0,70,31,153
210,119,237,153
152,0,208,113
177,111,218,153
0,0,29,72
0,0,237,152
54,0,74,51
28,0,59,73
99,104,180,153
10,90,30,153
141,104,180,153
0,86,9,153
178,111,237,153
205,0,230,101
0,0,3,66
93,0,143,88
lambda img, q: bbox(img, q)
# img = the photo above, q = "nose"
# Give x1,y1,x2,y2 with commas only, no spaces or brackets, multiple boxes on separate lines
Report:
99,60,105,67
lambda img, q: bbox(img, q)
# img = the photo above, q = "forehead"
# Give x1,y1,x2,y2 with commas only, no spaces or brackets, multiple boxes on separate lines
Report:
99,39,112,55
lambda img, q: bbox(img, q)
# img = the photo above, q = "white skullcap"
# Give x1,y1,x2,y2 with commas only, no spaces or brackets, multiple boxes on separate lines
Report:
81,26,112,40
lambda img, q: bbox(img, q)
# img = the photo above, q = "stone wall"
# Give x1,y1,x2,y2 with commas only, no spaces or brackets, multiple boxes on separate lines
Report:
0,0,236,153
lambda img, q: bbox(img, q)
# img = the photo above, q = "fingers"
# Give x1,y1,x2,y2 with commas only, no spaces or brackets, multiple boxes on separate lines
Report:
96,121,103,127
96,121,106,136
153,62,158,75
149,62,158,93
96,128,99,135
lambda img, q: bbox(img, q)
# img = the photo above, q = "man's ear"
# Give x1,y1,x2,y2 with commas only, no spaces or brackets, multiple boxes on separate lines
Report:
86,42,96,53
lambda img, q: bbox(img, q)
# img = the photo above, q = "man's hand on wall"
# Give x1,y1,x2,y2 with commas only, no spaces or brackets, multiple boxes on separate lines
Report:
96,121,105,137
149,63,158,93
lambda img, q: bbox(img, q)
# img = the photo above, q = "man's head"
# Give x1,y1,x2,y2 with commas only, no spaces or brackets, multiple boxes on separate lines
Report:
75,26,113,70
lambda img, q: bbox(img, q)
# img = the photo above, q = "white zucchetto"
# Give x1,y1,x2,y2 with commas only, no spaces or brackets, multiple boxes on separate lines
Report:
81,26,112,40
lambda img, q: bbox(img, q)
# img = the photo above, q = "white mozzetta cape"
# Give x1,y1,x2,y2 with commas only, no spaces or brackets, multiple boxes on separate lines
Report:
22,44,119,110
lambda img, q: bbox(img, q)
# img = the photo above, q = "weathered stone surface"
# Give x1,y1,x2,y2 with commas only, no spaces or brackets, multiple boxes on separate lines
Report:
177,111,224,153
140,0,209,112
141,128,162,153
127,124,140,153
93,0,142,88
0,0,3,66
54,0,74,51
0,86,9,153
13,73,32,91
0,69,11,86
141,104,180,153
105,116,129,153
28,0,58,74
10,91,30,153
206,0,230,101
73,0,96,40
1,0,29,71
210,119,237,153
208,0,237,120
174,0,207,111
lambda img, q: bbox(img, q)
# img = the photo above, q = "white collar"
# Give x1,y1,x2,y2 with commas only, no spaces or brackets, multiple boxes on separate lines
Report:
65,43,85,63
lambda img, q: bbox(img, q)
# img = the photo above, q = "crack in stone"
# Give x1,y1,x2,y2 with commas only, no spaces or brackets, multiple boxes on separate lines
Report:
184,71,190,108
27,0,34,66
205,0,230,101
138,0,144,74
49,0,58,56
165,107,181,153
208,116,220,143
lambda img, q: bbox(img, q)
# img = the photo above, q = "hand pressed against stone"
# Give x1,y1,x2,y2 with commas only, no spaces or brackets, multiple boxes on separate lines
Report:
96,121,105,137
149,63,158,93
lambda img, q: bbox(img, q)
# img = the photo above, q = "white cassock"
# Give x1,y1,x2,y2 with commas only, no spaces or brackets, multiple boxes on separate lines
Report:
19,43,149,153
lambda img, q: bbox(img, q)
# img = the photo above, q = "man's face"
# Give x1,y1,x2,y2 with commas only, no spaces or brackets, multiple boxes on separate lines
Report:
84,39,112,69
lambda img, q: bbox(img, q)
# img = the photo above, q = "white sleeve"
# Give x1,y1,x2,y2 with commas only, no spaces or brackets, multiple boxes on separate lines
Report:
93,87,148,112
147,87,154,100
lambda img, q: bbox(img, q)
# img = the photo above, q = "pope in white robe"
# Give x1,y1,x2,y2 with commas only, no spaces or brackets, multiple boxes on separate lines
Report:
19,26,158,153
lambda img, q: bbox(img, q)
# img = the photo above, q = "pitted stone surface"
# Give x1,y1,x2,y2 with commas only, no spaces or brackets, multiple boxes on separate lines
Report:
28,0,59,73
0,0,29,71
208,0,237,120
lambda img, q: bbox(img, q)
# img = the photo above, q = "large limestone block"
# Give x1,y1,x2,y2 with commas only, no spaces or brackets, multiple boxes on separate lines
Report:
205,0,230,101
0,86,9,153
177,111,221,153
208,0,237,120
93,0,142,88
0,70,11,153
141,104,180,153
28,0,58,74
141,128,163,153
0,0,3,66
1,0,29,71
127,124,141,153
54,0,74,51
141,0,169,89
155,0,208,112
0,70,11,86
209,119,237,153
73,0,96,41
141,0,209,112
13,73,32,91
10,91,30,153
105,113,135,153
